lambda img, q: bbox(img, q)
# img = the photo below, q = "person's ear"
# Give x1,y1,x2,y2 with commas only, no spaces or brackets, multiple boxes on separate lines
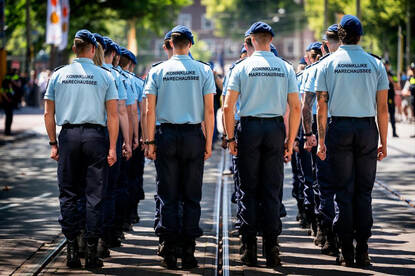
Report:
169,40,174,49
72,45,76,54
91,46,95,55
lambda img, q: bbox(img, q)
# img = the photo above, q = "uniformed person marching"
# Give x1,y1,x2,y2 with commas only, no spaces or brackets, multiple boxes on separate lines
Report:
315,15,389,267
44,29,119,269
302,24,341,256
224,22,301,267
145,25,216,269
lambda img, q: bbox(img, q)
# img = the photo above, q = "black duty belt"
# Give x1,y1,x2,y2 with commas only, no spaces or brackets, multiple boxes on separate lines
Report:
160,123,202,130
331,116,375,122
62,123,105,129
240,116,283,123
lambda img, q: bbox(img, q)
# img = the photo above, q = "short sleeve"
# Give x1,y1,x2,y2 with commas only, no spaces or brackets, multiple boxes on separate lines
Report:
222,72,230,96
287,66,298,93
202,68,216,95
315,62,328,92
44,72,57,101
144,68,158,96
116,75,127,100
227,65,241,94
377,63,390,91
304,67,317,93
105,73,119,101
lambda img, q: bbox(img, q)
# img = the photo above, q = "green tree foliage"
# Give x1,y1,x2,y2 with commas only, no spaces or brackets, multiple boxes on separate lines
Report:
5,0,192,57
202,0,306,39
304,0,415,68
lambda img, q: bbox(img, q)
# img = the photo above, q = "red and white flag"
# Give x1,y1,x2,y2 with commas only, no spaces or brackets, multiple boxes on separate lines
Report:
59,0,70,50
46,0,62,46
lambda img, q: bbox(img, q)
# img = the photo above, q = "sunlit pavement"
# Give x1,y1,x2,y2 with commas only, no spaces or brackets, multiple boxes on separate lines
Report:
0,111,414,275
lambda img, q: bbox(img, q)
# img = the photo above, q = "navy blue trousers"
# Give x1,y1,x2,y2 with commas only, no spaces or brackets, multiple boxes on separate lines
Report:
127,145,145,222
154,124,205,240
57,125,109,241
237,117,285,238
327,117,378,243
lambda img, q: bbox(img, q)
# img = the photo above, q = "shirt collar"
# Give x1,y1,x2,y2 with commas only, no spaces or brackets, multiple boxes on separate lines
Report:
252,51,274,57
73,57,94,64
339,45,363,51
172,55,192,61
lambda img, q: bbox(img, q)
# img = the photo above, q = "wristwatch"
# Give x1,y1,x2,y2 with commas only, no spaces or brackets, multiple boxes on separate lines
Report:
226,137,236,143
49,141,58,146
144,140,156,145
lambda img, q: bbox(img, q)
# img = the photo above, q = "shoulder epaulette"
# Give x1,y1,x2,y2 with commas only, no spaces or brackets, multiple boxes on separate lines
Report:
296,71,304,78
100,66,111,72
229,58,246,70
278,57,292,65
318,53,331,62
196,60,210,66
112,66,121,73
369,53,381,60
151,61,164,68
53,65,66,72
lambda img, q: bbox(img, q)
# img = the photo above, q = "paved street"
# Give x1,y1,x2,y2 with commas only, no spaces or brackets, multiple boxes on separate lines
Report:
0,109,414,275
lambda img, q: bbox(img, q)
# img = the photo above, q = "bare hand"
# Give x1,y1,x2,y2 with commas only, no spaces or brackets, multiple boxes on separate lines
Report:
228,141,238,156
283,142,292,163
107,148,117,167
293,140,300,153
377,145,387,161
204,144,212,160
147,144,156,160
221,136,228,150
304,134,317,152
50,145,59,161
133,138,139,150
122,143,132,160
317,143,326,160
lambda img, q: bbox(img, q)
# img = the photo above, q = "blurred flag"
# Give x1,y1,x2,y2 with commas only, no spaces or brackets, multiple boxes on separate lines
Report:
59,0,70,50
46,0,62,46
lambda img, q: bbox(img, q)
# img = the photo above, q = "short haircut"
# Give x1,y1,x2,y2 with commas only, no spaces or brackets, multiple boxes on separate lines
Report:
251,32,272,45
338,26,360,45
244,37,253,48
164,39,172,50
310,48,322,61
119,55,131,68
326,31,340,44
93,42,104,66
73,38,93,55
171,33,191,49
104,47,115,57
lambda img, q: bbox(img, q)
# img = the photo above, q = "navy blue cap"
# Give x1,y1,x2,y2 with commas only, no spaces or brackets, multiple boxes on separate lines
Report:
299,57,307,65
75,29,97,48
164,31,172,41
103,37,121,55
240,45,247,55
126,50,137,65
171,25,194,44
247,21,275,37
327,24,338,33
306,42,314,51
93,33,107,50
340,15,363,35
270,44,279,57
120,47,134,64
310,42,322,51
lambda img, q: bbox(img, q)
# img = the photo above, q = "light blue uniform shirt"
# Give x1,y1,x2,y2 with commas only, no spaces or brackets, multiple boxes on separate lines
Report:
315,45,389,117
44,58,118,126
117,66,136,106
103,63,127,101
227,51,298,118
144,55,216,124
222,62,242,121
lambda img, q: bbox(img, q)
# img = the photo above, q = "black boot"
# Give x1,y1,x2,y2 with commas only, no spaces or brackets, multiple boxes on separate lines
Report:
355,240,371,267
77,231,86,258
160,240,177,269
241,235,257,267
182,238,198,269
85,241,103,269
66,239,82,268
321,228,339,256
336,239,354,267
263,236,281,267
314,223,326,247
97,238,110,259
